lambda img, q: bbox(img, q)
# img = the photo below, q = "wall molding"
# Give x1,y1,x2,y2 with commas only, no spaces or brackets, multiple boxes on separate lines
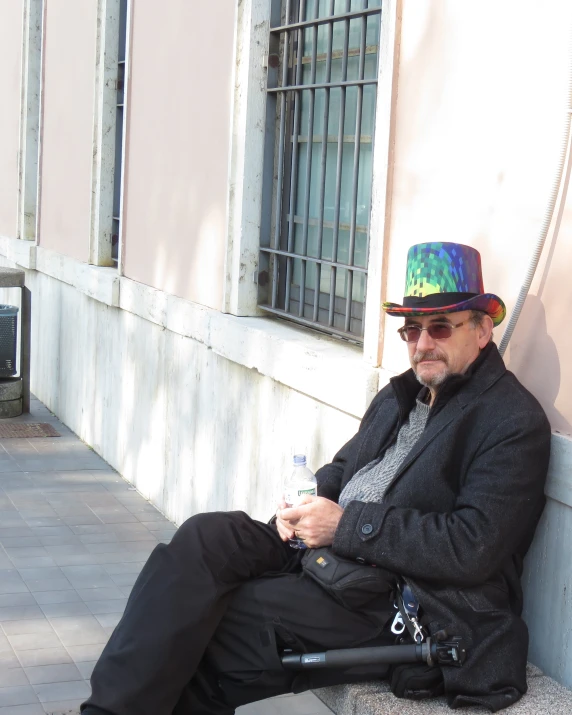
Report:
35,246,119,307
0,236,37,269
0,237,383,417
119,277,381,418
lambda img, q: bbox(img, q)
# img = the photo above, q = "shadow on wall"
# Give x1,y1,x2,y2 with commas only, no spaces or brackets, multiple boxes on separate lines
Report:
506,294,571,435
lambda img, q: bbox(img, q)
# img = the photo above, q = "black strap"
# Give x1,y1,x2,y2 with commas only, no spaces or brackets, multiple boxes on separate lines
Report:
396,583,425,644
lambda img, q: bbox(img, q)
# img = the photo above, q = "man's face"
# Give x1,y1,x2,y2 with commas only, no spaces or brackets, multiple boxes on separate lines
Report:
404,310,492,388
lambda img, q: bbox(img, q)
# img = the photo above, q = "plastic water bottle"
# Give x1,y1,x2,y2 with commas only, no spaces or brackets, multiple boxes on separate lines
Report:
283,454,317,549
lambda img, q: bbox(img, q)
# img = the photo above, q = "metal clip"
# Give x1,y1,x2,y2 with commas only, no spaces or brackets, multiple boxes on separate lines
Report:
390,611,406,635
411,617,425,644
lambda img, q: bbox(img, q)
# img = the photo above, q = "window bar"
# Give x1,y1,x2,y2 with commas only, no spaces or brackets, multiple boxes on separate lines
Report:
328,0,352,327
313,0,335,323
286,213,368,232
260,305,362,342
270,6,381,34
344,0,368,333
267,78,376,93
272,0,293,310
298,0,320,318
261,246,367,273
284,0,307,314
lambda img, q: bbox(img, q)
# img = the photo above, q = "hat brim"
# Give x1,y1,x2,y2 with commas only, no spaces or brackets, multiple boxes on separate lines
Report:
382,293,506,327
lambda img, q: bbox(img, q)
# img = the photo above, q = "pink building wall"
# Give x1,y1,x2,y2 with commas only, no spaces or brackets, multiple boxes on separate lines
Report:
37,0,97,262
3,0,572,436
380,0,572,434
0,2,24,239
121,0,236,309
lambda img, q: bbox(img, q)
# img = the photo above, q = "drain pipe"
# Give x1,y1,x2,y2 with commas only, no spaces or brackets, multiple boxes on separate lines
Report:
498,38,572,358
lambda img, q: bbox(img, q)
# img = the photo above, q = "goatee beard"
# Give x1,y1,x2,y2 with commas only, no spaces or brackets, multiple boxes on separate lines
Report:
415,370,450,388
413,350,450,388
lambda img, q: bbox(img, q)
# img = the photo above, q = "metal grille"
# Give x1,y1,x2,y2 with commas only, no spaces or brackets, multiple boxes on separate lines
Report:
258,0,382,342
0,306,18,377
0,423,60,438
111,0,128,266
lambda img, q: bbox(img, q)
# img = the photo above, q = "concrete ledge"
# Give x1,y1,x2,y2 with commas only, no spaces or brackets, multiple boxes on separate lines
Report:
36,247,119,307
314,664,572,714
0,238,388,418
119,276,387,418
0,236,36,269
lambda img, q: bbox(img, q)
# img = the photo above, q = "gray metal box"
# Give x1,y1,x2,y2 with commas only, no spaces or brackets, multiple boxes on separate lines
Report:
0,305,18,377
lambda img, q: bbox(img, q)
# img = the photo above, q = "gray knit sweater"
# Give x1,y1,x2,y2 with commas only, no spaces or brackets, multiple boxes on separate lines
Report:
338,396,430,508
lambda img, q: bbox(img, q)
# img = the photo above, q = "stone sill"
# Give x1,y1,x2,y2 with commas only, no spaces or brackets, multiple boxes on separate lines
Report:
0,236,36,269
119,277,385,418
36,246,119,307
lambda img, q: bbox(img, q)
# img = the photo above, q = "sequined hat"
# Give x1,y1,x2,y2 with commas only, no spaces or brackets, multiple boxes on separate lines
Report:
382,242,506,326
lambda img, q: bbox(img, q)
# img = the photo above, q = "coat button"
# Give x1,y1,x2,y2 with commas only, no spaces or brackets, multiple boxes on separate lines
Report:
361,523,373,535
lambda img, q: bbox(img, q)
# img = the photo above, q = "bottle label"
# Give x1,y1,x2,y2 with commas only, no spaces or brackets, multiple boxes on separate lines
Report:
284,484,317,507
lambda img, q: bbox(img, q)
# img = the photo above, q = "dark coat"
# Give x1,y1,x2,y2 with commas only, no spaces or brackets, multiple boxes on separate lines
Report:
317,343,551,712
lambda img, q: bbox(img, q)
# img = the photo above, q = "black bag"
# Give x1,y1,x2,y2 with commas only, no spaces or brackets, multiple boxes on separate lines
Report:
301,547,396,610
390,662,444,700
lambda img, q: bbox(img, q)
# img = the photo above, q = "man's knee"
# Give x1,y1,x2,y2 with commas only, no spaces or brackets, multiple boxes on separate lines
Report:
168,511,287,580
170,511,253,553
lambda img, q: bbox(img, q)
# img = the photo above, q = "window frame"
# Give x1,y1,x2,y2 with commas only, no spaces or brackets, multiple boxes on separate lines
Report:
88,0,130,269
18,0,42,243
223,0,400,367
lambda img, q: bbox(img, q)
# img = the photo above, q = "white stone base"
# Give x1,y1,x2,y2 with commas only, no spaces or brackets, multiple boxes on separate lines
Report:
315,663,572,715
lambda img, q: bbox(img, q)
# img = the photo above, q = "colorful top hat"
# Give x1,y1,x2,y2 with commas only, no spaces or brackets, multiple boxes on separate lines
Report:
382,242,506,326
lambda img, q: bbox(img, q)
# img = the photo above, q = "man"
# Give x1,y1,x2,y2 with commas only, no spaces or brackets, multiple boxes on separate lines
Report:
82,242,550,715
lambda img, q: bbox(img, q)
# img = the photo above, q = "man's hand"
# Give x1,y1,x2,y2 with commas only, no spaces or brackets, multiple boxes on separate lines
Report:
275,499,296,543
277,496,344,548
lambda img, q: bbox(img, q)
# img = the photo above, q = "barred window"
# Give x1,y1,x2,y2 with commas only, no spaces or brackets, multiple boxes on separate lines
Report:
258,0,382,342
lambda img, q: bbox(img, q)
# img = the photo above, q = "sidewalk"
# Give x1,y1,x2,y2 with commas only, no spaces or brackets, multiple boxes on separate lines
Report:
0,397,332,715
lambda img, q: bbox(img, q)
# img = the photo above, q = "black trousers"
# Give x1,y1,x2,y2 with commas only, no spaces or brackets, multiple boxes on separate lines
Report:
81,511,394,715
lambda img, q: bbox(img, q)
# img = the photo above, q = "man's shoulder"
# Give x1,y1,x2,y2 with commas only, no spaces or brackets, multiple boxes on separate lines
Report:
459,343,547,422
490,368,546,412
477,368,550,434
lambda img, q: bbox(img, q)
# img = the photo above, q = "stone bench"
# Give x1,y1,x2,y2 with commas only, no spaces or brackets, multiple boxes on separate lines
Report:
314,664,572,714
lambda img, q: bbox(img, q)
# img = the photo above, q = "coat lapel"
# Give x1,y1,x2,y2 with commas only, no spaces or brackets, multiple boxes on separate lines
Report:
353,397,400,473
384,343,507,494
386,394,463,491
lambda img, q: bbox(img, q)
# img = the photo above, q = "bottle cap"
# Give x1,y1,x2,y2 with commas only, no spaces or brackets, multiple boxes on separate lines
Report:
293,454,307,466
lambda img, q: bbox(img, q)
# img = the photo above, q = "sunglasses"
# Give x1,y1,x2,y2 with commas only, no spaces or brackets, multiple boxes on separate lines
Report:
397,319,469,343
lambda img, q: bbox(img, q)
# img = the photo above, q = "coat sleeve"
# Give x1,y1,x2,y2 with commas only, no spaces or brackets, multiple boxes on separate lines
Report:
315,389,388,502
332,410,551,586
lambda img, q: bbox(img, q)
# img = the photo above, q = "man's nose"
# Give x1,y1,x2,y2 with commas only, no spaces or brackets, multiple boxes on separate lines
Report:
416,327,436,351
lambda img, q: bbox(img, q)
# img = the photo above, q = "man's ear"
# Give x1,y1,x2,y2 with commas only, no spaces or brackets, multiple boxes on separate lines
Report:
478,315,494,348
